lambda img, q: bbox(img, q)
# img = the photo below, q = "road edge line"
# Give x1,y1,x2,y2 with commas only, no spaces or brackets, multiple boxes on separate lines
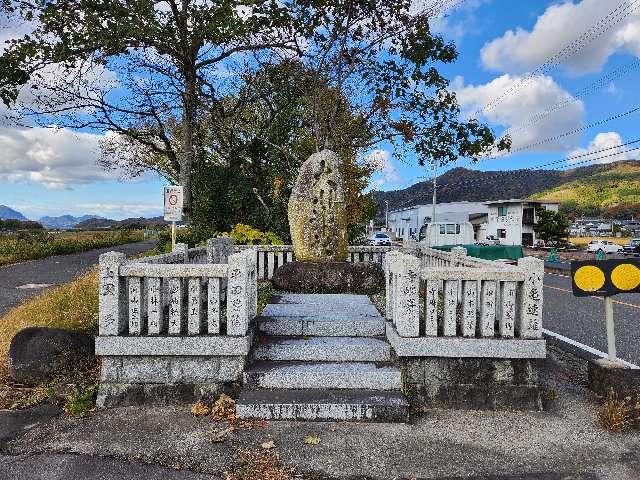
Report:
543,328,640,369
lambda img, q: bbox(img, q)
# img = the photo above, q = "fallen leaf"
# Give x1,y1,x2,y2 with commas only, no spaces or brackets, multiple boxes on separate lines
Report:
261,440,276,449
210,426,234,443
257,419,267,428
191,401,211,417
303,435,321,445
211,393,236,421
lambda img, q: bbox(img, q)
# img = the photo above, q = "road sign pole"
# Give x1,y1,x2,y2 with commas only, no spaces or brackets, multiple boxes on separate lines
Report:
604,296,617,361
171,221,176,250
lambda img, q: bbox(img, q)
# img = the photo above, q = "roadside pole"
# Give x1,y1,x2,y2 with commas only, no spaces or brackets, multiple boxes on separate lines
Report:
164,186,184,250
571,258,640,363
604,296,616,361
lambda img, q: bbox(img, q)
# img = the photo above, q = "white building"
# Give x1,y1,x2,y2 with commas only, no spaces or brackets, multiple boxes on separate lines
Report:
485,199,559,246
388,201,488,241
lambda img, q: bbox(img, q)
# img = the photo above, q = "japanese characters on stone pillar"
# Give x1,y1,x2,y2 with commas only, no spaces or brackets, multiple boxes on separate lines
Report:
99,252,127,336
394,253,420,337
227,250,250,336
517,256,544,339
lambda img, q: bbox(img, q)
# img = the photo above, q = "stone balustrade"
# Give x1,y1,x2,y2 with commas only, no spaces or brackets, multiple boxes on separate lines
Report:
234,244,396,280
384,248,545,359
94,239,257,407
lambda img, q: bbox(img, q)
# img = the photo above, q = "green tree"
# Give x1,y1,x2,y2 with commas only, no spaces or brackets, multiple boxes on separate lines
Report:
534,207,570,245
0,0,296,213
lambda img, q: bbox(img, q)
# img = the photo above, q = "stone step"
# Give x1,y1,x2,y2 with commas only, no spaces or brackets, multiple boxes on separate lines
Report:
236,388,409,422
243,361,402,390
252,337,391,362
257,315,385,337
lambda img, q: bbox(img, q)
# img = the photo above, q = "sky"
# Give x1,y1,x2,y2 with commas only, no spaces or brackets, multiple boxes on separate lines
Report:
2,0,640,220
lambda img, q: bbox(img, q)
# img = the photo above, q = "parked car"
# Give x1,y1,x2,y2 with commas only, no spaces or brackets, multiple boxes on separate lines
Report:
586,240,623,254
368,232,392,246
478,235,500,246
623,238,640,256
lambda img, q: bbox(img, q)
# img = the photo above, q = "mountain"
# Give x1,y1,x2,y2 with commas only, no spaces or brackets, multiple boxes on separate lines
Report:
532,161,640,218
373,160,640,220
39,214,103,229
75,216,168,230
0,205,27,221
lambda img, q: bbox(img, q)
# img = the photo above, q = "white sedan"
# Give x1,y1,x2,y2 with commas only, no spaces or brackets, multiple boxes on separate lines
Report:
586,240,623,254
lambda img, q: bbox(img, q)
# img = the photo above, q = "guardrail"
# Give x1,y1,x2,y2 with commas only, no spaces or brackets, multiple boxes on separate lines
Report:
384,248,545,359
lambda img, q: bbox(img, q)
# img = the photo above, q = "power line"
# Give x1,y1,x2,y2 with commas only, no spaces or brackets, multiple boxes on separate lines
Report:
476,0,639,117
505,57,640,137
509,105,640,154
388,143,640,209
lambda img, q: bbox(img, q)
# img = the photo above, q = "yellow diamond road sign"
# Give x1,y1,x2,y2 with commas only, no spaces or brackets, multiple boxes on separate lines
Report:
571,259,640,297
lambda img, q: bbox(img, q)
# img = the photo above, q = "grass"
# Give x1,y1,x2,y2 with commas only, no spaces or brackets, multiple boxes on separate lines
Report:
0,229,144,266
0,269,99,409
569,236,628,246
597,389,640,432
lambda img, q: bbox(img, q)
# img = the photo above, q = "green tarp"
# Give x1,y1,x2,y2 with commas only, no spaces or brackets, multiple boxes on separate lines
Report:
432,244,524,261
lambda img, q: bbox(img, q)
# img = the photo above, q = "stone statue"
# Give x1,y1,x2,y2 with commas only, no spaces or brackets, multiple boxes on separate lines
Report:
288,149,348,262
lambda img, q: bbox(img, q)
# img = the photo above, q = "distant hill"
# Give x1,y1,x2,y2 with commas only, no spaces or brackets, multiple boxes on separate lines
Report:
0,205,27,221
75,216,168,230
373,160,640,220
532,161,640,218
39,214,103,229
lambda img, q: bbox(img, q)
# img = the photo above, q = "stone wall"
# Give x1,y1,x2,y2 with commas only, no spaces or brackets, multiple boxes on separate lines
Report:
97,355,245,407
399,356,543,411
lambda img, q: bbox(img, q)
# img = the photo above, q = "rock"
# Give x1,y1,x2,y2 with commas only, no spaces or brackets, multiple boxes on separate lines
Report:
288,149,348,262
8,327,95,386
271,261,385,294
588,358,640,398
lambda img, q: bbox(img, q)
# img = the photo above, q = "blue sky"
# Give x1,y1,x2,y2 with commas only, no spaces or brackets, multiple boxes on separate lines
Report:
2,0,640,220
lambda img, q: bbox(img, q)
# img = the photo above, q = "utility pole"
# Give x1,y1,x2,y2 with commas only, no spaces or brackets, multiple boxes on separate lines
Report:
385,200,389,231
431,161,438,225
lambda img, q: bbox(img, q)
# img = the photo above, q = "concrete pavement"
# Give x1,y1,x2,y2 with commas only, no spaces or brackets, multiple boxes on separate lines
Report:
543,272,640,365
0,240,156,317
2,346,639,480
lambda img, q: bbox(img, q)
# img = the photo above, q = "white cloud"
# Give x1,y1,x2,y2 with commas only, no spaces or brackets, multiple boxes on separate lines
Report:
453,74,585,152
0,127,120,189
365,149,402,189
568,132,634,165
481,0,640,75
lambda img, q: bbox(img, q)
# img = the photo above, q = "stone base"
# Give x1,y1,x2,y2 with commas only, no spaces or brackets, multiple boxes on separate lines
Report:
271,261,385,294
96,382,239,408
400,357,543,411
97,354,246,408
588,358,640,397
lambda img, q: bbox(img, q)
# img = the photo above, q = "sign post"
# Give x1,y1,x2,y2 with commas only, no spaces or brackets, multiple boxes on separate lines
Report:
571,258,640,361
164,186,184,250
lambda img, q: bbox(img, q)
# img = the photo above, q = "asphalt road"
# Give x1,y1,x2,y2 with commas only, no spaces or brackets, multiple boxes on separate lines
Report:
543,272,640,366
0,240,156,317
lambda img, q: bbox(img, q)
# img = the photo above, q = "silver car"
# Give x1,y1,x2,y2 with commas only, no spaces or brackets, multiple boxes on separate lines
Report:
369,232,392,246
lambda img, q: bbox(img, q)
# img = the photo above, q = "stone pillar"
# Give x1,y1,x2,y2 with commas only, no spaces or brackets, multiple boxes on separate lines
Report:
517,257,544,339
207,237,233,264
451,246,467,266
227,251,250,336
99,252,127,336
394,253,420,337
173,242,188,263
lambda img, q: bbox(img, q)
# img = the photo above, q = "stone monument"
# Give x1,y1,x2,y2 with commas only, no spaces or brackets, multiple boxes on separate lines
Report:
273,149,384,294
288,149,348,262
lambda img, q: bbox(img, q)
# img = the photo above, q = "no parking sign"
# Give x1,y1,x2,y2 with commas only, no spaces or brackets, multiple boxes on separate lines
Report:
164,186,183,222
